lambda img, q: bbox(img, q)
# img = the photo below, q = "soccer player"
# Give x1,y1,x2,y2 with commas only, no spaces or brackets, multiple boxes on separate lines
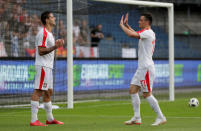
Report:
30,11,64,126
120,13,166,126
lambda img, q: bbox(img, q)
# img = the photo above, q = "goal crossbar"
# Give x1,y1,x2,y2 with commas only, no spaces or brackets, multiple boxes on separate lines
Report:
93,0,173,8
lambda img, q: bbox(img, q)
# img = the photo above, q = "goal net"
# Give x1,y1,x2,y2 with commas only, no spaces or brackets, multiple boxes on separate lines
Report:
1,0,200,107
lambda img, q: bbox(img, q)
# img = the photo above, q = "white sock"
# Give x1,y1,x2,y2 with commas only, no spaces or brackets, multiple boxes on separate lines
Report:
44,101,54,122
31,100,39,123
146,95,164,119
131,93,141,118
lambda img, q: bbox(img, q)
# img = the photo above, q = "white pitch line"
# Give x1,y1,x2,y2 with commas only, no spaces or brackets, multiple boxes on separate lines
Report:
74,102,131,108
54,99,101,104
0,98,175,108
0,99,101,108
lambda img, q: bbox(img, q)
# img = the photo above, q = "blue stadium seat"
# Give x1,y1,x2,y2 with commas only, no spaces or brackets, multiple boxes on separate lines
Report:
88,9,199,58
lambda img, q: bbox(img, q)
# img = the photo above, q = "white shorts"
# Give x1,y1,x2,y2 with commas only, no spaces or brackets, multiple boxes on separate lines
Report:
131,65,155,92
75,46,90,58
34,66,53,90
90,47,99,58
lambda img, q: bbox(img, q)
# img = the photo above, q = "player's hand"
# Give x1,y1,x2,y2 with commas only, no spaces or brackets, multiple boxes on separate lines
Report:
120,15,124,27
99,33,104,38
55,39,64,48
124,12,128,24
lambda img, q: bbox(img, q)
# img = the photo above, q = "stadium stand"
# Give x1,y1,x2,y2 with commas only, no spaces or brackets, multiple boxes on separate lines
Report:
0,0,201,59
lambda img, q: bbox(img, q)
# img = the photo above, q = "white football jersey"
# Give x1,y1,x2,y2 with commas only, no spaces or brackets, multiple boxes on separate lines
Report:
35,27,55,69
137,29,155,69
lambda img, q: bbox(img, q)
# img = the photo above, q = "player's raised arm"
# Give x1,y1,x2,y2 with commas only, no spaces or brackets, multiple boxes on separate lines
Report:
120,15,139,38
38,39,64,56
124,13,135,32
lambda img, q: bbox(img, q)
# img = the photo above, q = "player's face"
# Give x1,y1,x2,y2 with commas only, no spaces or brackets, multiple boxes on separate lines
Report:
138,16,147,29
48,13,56,26
97,24,102,31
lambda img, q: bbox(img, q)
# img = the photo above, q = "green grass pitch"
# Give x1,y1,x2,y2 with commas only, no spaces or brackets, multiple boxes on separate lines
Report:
0,97,201,131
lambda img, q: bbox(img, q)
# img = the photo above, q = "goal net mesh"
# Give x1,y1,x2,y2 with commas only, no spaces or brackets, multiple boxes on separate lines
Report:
0,0,200,106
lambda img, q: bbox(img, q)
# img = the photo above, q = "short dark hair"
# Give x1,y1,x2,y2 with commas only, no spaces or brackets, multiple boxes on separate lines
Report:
141,13,152,25
41,11,52,25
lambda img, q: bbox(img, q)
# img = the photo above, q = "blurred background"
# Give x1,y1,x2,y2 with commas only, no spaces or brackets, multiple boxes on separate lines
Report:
0,0,201,106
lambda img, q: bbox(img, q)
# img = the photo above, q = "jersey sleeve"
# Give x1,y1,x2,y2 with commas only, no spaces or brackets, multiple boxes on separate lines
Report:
37,28,48,48
137,30,151,39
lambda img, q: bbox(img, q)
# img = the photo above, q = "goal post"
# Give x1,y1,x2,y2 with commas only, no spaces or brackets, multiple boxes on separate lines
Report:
67,0,74,109
168,6,174,101
66,0,175,108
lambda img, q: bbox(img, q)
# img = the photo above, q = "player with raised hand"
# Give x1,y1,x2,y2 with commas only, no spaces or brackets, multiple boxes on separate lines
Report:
120,13,166,126
30,11,64,126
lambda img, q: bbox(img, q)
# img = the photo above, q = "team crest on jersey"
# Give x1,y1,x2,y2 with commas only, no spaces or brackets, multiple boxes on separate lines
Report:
140,80,146,89
43,83,47,88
